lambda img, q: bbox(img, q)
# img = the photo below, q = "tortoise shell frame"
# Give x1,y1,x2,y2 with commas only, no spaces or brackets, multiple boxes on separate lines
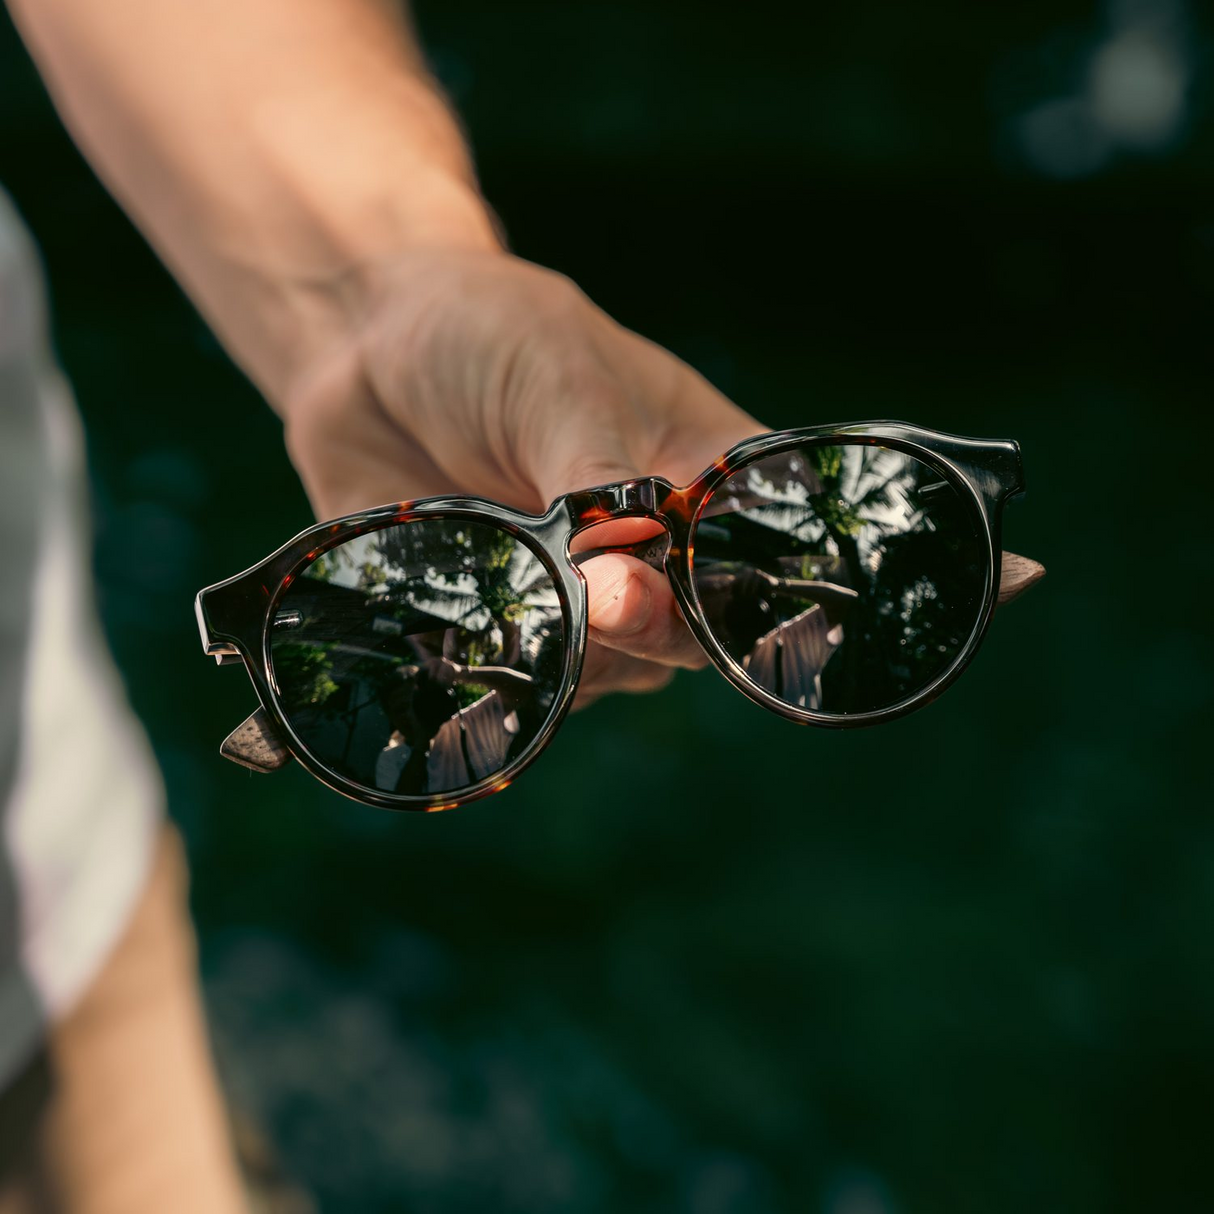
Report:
195,420,1036,812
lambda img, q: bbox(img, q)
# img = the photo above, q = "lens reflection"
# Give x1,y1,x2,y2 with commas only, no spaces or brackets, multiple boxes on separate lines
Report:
270,518,566,797
691,443,987,715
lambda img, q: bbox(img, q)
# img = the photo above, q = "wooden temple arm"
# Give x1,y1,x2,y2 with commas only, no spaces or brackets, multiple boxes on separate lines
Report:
997,552,1046,605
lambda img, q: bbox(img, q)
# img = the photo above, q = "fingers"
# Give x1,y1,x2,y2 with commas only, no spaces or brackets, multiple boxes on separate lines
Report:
522,326,760,507
626,332,767,485
285,376,459,519
529,407,642,510
575,546,712,707
582,552,709,669
573,643,678,709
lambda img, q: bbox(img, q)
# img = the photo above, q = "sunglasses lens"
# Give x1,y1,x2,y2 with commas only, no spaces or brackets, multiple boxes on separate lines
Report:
270,517,567,799
691,442,988,716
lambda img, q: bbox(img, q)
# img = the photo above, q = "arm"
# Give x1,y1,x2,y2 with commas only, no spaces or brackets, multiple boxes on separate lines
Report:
7,0,496,400
9,0,761,698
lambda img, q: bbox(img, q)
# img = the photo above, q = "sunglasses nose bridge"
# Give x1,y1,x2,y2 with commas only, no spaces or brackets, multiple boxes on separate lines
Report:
564,476,672,527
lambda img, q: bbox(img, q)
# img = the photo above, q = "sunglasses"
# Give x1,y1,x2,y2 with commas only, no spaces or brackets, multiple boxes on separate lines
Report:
196,421,1043,811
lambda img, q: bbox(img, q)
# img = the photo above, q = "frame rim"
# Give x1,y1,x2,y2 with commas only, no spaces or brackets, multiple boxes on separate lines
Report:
201,499,588,811
196,420,1025,809
666,426,1008,729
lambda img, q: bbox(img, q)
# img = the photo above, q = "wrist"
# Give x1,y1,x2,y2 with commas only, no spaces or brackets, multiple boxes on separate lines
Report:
184,72,505,403
271,195,506,421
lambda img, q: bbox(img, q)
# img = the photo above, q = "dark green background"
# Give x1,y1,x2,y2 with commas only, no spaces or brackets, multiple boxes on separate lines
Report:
3,2,1212,1211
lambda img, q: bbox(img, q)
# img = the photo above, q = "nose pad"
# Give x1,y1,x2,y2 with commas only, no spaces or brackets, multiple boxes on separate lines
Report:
569,518,671,572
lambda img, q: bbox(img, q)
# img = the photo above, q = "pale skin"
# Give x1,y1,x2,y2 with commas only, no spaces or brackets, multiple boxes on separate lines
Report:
9,0,763,704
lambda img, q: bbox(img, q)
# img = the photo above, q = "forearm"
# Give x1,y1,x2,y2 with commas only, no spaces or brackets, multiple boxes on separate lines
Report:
8,0,500,401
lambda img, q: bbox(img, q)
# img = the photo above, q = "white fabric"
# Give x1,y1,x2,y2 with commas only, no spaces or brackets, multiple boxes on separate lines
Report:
0,369,161,1079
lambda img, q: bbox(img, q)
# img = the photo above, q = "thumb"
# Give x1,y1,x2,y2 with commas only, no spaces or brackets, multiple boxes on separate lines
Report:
528,410,643,509
528,413,682,648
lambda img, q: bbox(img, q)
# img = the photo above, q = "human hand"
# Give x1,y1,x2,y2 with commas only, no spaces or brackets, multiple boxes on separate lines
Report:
282,247,762,705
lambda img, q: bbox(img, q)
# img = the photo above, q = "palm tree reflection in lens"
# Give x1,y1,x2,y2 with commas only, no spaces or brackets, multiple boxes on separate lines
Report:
691,443,987,715
270,519,566,795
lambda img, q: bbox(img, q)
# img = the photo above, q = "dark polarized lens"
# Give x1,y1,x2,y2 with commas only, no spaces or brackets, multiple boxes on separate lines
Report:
691,443,987,716
270,518,566,797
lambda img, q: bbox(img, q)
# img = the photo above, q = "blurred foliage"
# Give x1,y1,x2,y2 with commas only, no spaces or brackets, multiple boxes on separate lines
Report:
2,1,1213,1211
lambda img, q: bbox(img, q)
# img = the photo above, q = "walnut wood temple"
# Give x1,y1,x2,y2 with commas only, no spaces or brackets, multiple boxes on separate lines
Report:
220,706,292,773
997,551,1046,605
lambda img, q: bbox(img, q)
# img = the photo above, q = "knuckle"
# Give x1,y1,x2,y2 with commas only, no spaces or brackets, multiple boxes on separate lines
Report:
534,267,589,317
563,450,635,491
551,352,624,415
